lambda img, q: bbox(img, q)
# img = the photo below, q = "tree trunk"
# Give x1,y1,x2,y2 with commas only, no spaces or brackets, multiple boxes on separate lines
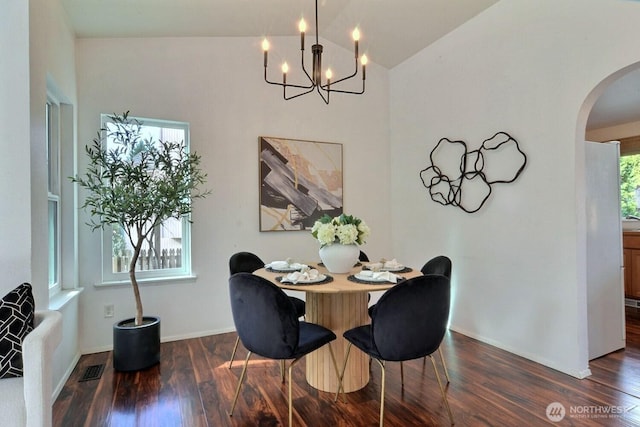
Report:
129,245,144,326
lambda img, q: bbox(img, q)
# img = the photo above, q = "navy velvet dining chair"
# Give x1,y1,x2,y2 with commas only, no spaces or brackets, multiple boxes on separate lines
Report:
421,255,452,278
340,274,453,426
228,273,342,426
419,255,453,382
227,251,306,368
368,254,453,383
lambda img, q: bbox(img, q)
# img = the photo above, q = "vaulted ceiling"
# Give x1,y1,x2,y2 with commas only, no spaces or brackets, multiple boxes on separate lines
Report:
60,0,640,131
61,0,499,69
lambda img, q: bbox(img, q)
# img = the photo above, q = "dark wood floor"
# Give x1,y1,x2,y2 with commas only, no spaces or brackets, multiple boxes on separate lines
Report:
53,308,640,426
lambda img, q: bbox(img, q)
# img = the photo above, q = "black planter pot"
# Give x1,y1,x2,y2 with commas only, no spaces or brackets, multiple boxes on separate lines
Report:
113,316,161,371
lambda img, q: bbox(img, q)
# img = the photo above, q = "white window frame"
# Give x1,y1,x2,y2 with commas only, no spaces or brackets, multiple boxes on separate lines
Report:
47,76,78,301
46,98,61,295
99,114,194,286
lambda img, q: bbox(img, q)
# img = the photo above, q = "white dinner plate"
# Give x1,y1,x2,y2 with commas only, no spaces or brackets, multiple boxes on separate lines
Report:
381,265,404,272
268,263,307,272
355,273,395,282
282,274,327,284
274,266,302,272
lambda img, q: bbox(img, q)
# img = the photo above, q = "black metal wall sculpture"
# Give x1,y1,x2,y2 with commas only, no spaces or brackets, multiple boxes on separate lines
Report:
419,132,527,214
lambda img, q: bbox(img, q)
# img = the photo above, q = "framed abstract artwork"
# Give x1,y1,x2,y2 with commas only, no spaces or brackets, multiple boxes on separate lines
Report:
259,136,343,231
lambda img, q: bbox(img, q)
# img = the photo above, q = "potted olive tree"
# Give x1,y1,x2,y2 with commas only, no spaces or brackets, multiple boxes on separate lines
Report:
72,111,209,371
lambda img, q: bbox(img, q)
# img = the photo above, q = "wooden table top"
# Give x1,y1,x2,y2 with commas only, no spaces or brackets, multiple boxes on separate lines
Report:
254,262,422,294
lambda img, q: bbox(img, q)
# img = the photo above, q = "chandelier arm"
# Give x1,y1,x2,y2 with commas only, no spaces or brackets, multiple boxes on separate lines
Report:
265,68,313,89
323,86,365,95
315,84,330,104
267,80,315,90
284,85,317,100
322,59,359,87
321,79,365,95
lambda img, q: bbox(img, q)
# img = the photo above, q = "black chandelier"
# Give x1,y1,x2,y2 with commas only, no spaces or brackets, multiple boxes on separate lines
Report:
261,0,368,104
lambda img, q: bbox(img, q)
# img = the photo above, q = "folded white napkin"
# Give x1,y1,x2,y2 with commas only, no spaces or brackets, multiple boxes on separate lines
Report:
266,260,307,270
365,259,403,271
366,262,384,271
358,270,398,283
383,258,403,270
281,268,321,284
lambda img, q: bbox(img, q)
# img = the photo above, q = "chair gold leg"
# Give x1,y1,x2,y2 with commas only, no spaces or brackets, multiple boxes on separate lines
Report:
372,359,385,427
327,344,345,401
438,346,451,384
288,361,293,427
288,357,303,427
429,355,454,425
228,351,252,416
335,342,353,402
228,336,240,369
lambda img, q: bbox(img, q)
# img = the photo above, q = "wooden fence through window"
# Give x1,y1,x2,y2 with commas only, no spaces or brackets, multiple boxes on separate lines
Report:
112,248,182,273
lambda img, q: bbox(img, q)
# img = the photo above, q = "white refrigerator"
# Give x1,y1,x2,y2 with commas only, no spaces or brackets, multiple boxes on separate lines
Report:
586,140,626,360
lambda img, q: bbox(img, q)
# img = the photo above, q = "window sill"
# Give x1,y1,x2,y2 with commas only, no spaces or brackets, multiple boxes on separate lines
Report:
95,275,197,288
49,288,83,310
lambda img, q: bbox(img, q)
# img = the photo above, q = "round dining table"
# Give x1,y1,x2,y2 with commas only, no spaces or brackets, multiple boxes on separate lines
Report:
254,263,421,393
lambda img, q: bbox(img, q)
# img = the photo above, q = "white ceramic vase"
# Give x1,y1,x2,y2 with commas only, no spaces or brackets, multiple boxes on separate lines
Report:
319,243,359,273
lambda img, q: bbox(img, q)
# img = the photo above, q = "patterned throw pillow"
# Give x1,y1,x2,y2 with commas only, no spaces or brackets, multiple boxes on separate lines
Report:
0,283,35,378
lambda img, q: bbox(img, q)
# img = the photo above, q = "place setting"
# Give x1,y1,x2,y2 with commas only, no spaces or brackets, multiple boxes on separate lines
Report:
265,257,310,273
275,265,333,285
349,258,410,284
361,258,413,273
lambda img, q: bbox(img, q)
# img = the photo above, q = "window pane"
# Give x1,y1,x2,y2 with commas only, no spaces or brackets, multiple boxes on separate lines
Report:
111,219,184,273
104,122,185,154
48,199,59,287
46,102,52,191
101,114,191,282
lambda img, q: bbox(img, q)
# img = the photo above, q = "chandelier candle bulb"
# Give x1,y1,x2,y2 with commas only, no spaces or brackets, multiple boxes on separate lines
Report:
299,19,306,50
352,28,360,58
361,54,368,80
262,38,269,67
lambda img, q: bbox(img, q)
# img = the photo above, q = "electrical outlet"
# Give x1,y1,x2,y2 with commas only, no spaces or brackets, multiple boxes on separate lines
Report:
104,304,114,318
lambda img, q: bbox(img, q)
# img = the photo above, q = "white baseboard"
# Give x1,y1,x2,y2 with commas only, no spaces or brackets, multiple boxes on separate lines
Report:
161,327,236,343
449,325,591,379
53,351,81,401
81,327,237,355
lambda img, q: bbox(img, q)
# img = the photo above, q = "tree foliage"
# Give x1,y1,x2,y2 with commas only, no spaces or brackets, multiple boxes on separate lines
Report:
71,112,210,325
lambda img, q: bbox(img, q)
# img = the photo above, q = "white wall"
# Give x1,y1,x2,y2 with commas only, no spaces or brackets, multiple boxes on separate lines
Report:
389,0,640,377
1,0,31,294
29,0,81,396
75,36,390,352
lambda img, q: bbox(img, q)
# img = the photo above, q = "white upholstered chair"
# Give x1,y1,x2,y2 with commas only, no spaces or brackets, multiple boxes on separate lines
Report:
0,310,63,427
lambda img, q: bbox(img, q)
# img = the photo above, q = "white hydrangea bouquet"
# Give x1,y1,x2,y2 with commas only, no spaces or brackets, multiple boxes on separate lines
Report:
311,213,370,246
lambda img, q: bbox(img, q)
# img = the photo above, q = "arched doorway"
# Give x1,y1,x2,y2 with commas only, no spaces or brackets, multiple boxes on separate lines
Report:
579,62,640,367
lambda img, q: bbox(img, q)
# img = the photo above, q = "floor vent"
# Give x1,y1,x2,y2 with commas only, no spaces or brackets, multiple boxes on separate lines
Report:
79,364,105,382
625,298,640,308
